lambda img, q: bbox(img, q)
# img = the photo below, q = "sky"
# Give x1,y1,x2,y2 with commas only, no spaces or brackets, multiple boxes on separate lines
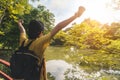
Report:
29,0,120,26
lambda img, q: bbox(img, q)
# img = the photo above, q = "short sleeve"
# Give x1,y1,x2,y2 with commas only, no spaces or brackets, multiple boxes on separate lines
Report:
19,33,27,46
37,33,52,47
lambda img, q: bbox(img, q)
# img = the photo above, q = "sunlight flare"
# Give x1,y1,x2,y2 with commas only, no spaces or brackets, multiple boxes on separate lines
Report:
80,0,116,24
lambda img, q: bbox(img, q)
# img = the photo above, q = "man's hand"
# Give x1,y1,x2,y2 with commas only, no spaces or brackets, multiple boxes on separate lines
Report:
51,6,85,37
17,19,25,33
18,19,24,25
75,6,85,17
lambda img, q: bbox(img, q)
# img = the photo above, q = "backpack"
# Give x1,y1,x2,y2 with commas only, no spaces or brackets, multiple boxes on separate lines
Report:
10,40,44,80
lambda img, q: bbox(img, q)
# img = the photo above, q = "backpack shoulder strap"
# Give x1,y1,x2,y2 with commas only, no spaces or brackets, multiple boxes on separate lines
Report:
20,40,26,47
25,40,34,49
18,40,26,50
18,40,35,50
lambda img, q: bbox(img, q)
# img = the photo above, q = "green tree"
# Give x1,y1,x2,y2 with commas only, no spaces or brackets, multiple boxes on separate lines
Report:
0,1,55,49
23,5,55,34
0,0,31,37
104,40,120,54
0,0,31,24
65,19,109,49
104,23,120,40
0,0,31,49
52,30,67,45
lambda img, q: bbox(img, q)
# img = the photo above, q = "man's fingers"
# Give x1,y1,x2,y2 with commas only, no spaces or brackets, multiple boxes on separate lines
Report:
79,6,85,12
77,6,85,17
18,19,24,24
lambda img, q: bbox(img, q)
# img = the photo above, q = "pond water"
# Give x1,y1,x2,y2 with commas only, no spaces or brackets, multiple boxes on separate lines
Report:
46,60,120,80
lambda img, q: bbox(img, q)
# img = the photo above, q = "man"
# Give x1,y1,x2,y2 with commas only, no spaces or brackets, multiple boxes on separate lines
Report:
17,6,85,80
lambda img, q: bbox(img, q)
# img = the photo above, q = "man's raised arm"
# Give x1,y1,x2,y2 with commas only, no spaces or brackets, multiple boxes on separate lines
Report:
50,6,85,37
17,19,26,34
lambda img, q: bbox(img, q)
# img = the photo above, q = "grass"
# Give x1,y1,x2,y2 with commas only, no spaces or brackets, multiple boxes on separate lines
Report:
44,46,67,61
44,46,120,80
44,46,120,71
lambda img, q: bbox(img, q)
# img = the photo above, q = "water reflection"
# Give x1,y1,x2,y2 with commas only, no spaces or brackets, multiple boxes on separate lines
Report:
46,60,120,80
46,60,72,80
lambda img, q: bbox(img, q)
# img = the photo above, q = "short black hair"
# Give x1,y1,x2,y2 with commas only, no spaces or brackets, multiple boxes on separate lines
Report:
28,20,44,39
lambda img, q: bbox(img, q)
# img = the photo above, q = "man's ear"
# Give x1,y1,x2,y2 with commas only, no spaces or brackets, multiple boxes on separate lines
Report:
39,32,43,37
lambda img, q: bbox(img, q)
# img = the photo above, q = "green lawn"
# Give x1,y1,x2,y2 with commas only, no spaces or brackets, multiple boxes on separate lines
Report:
44,46,120,80
44,46,120,71
44,46,67,61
